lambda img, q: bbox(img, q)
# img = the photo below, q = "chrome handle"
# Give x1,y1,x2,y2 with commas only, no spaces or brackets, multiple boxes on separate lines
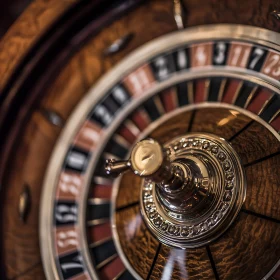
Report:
104,138,185,190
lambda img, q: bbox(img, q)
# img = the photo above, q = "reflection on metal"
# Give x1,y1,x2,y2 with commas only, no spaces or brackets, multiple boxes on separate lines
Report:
218,78,227,102
124,120,140,136
41,108,64,127
90,236,112,248
96,254,118,270
205,79,211,101
87,198,111,205
104,33,134,56
269,109,280,124
271,10,280,20
94,176,113,186
232,81,244,104
113,134,130,149
244,86,258,109
87,218,109,227
106,138,166,177
173,0,186,30
19,184,31,223
187,81,194,103
113,269,127,280
258,93,274,115
107,133,246,249
106,138,185,199
142,134,246,248
105,159,130,177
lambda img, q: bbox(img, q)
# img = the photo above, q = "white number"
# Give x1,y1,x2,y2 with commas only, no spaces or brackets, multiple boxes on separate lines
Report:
56,204,77,223
241,48,251,67
66,152,87,170
231,46,242,65
57,230,78,248
61,255,83,272
94,105,112,125
128,69,151,93
82,127,99,143
112,86,128,104
231,46,250,67
195,46,206,65
249,48,264,69
59,173,82,196
264,54,280,76
214,42,226,64
154,56,169,80
177,49,187,69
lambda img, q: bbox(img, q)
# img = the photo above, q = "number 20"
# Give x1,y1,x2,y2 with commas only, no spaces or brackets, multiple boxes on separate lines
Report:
263,54,280,76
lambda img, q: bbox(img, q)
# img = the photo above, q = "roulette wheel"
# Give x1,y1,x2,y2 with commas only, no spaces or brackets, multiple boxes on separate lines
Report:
1,0,280,279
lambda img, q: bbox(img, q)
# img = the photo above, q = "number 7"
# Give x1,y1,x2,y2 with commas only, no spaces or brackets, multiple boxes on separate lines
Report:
249,48,264,69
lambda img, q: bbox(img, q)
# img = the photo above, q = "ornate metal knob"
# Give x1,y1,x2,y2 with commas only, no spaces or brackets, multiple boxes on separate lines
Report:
106,134,246,249
105,138,185,192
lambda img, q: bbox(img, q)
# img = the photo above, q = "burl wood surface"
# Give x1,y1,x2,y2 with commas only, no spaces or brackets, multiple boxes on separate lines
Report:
150,245,215,280
116,171,142,208
115,205,159,279
149,111,192,144
210,212,280,280
182,0,280,32
231,121,280,164
244,154,280,220
15,264,45,280
0,0,77,91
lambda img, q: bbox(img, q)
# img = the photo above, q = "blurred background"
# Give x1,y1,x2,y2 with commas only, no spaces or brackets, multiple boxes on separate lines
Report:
0,0,32,38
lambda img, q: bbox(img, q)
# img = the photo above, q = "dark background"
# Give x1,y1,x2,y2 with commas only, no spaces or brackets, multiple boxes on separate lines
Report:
0,0,32,38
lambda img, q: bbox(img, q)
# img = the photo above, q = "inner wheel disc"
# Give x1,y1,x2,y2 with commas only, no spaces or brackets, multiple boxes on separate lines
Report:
112,106,280,280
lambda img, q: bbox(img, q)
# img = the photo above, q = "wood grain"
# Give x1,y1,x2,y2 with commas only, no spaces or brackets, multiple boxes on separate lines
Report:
231,121,280,165
1,112,60,279
210,212,280,280
150,244,215,280
149,111,192,144
116,171,142,208
115,205,159,279
244,154,280,220
42,50,88,120
15,263,45,280
182,0,280,31
0,0,77,91
190,108,252,140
